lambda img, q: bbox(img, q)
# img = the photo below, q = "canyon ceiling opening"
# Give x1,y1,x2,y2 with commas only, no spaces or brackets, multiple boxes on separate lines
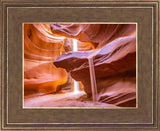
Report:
23,24,137,108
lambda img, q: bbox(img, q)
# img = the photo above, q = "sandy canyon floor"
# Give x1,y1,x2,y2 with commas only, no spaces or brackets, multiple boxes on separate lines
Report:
24,91,117,108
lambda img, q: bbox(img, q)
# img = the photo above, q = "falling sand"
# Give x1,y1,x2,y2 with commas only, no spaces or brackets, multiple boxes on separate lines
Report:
88,49,100,105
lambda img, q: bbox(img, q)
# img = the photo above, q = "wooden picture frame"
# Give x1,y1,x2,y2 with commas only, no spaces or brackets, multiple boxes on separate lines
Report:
0,0,159,130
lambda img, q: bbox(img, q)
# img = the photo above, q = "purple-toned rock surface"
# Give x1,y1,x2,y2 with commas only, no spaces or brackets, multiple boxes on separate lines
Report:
51,24,136,48
52,24,136,107
54,36,136,107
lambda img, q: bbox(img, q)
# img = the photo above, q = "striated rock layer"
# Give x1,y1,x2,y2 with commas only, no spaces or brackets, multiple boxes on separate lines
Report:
51,24,136,48
52,24,136,107
24,24,67,94
24,24,94,95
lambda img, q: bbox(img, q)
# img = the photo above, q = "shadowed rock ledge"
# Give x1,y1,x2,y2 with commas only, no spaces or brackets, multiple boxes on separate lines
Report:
52,24,136,107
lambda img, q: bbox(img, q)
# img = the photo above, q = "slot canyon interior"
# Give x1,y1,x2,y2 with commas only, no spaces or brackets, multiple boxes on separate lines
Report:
24,24,136,108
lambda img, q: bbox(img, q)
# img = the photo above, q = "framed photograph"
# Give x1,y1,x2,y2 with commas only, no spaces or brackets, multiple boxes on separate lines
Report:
23,23,137,108
0,0,159,130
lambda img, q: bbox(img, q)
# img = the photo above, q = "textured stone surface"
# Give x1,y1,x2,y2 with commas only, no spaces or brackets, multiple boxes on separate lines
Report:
24,24,93,95
53,24,136,107
54,36,136,91
51,24,136,48
24,24,67,94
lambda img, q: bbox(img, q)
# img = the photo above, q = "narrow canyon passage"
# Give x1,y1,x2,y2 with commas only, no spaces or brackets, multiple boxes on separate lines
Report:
24,24,136,107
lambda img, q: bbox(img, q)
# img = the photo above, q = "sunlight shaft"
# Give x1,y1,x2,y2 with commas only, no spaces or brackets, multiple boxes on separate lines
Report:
73,39,79,94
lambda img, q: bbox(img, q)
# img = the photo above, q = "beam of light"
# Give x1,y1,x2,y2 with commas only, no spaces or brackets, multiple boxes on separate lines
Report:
72,39,79,94
73,39,78,52
73,80,79,94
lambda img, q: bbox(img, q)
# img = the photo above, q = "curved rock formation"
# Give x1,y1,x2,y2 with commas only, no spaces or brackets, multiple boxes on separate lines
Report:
24,24,68,94
52,24,136,107
24,24,94,95
51,24,136,48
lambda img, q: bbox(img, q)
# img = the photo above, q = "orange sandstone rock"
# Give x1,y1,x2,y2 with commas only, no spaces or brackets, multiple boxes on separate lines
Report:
24,24,68,95
52,24,136,107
